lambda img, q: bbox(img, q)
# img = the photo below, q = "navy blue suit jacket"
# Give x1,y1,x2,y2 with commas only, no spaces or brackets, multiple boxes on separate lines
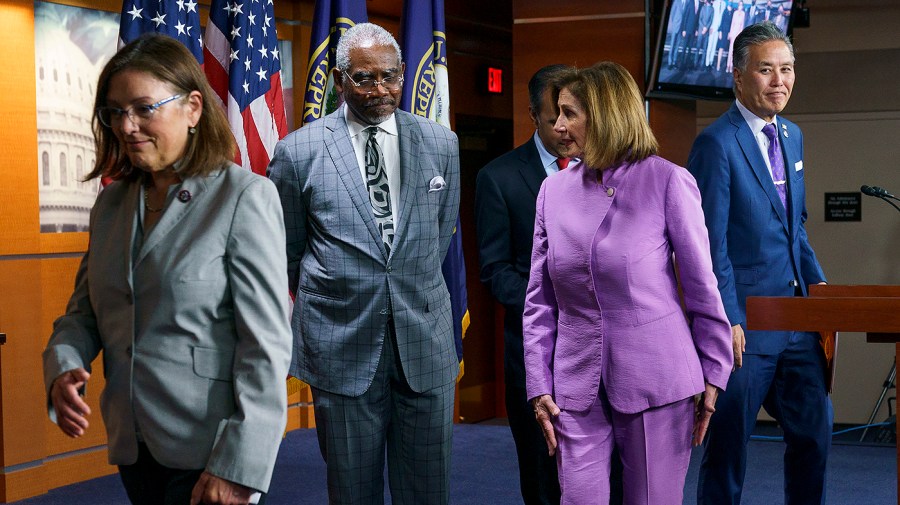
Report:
474,137,546,384
688,103,826,355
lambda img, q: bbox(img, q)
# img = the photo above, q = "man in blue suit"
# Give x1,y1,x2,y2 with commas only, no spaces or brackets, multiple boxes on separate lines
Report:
689,22,831,505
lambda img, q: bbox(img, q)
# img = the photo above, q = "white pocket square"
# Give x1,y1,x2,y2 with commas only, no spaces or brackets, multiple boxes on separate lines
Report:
795,161,803,172
428,176,446,192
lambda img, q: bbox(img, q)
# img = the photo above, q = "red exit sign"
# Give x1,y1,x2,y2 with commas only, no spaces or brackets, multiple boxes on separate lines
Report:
487,67,503,94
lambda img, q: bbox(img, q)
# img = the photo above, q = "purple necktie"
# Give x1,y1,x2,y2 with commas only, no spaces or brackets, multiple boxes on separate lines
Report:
762,123,787,209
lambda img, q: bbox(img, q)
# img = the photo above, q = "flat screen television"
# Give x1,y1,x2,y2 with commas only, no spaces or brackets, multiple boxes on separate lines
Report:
646,0,796,101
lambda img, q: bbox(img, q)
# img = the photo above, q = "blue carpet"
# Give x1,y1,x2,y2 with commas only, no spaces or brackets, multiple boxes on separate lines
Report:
12,424,896,504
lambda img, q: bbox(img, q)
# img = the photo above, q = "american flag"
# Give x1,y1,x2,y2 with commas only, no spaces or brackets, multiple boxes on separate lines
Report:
204,0,288,174
119,0,203,60
117,0,287,175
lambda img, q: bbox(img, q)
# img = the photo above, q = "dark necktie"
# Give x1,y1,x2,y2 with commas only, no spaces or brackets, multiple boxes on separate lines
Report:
364,126,394,254
556,157,571,170
762,123,787,209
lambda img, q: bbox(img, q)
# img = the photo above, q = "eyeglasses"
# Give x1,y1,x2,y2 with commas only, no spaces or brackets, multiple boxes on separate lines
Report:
96,94,184,127
342,71,404,93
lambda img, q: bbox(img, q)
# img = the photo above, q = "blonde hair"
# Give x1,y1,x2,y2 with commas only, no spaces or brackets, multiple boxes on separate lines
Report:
554,62,658,170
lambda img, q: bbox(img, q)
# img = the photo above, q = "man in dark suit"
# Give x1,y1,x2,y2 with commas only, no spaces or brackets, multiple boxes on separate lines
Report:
268,22,460,505
689,22,831,505
475,65,623,505
675,0,701,67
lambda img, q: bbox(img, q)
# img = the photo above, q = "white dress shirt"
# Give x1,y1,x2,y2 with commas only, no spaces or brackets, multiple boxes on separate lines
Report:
344,105,402,228
735,99,781,181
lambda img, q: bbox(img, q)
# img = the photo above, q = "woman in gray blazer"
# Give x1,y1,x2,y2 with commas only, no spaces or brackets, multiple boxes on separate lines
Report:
42,34,291,505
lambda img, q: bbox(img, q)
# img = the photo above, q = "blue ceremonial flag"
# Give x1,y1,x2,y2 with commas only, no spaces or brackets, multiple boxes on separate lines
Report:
441,217,469,364
400,0,467,366
301,0,367,125
399,0,450,128
118,0,203,61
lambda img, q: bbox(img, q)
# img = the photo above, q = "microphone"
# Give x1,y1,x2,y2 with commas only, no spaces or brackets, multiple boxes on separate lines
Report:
860,185,894,198
861,184,900,214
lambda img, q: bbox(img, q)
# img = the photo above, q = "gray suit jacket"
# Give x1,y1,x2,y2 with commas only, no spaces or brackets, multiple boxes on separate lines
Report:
42,164,292,492
268,107,460,396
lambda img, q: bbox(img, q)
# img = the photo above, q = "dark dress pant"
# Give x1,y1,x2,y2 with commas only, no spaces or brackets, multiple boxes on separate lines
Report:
698,331,832,505
119,443,268,505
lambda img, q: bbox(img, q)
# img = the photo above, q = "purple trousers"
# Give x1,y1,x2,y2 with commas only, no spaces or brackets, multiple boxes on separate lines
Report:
554,387,694,505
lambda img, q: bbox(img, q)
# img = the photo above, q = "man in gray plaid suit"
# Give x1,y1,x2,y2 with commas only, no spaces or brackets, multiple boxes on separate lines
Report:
268,22,461,505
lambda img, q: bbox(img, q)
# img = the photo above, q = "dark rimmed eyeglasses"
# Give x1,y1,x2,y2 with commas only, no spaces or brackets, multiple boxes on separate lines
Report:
96,94,184,127
342,71,404,93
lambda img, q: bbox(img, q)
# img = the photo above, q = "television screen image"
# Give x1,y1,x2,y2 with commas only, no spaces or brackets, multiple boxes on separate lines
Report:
647,0,795,101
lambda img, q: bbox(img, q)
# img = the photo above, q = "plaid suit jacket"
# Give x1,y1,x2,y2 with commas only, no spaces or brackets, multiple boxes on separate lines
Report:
269,107,461,395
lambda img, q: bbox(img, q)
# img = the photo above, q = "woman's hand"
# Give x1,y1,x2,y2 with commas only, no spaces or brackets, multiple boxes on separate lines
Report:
190,472,255,505
693,382,719,447
49,368,92,437
531,394,561,456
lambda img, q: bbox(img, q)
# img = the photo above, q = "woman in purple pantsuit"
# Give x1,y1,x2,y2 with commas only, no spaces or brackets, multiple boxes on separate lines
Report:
523,62,733,505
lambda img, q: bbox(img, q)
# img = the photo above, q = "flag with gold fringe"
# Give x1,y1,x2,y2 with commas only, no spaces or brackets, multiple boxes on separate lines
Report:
399,0,468,376
301,0,367,125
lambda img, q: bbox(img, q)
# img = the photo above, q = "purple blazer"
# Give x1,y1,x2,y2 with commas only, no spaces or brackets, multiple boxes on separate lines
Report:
523,156,732,414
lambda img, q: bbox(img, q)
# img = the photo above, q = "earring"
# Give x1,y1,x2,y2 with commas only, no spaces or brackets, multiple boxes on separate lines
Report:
188,126,197,135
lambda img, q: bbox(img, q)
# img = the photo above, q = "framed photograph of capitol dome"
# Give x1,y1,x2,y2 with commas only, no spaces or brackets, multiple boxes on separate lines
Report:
34,1,117,233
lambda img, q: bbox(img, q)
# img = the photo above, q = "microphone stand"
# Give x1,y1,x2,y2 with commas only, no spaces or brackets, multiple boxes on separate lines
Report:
858,186,899,441
876,195,900,214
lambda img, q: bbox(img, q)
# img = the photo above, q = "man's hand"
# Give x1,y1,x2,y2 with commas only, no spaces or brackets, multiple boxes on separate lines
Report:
531,394,560,456
731,324,746,371
49,368,92,437
693,382,719,446
190,472,254,505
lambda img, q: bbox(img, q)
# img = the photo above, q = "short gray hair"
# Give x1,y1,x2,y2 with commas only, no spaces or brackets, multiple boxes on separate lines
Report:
732,21,794,72
335,23,402,72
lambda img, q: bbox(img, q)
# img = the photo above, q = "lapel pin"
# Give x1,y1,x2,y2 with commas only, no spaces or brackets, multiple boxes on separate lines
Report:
177,189,192,203
781,124,789,138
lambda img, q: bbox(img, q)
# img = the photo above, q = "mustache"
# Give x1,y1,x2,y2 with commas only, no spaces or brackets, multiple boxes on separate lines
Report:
365,97,396,107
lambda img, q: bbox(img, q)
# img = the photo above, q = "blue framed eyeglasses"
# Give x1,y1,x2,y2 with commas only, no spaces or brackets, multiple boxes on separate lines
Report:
96,94,184,127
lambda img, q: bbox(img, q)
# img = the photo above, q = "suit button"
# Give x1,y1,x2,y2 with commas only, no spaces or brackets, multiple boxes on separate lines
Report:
126,346,132,357
387,266,393,273
789,280,799,287
125,293,133,304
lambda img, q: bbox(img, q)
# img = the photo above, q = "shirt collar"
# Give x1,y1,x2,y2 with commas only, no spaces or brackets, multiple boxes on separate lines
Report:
735,99,778,134
532,131,559,169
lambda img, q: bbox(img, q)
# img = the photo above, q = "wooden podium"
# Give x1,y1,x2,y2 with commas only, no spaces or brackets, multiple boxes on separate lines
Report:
746,284,900,504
